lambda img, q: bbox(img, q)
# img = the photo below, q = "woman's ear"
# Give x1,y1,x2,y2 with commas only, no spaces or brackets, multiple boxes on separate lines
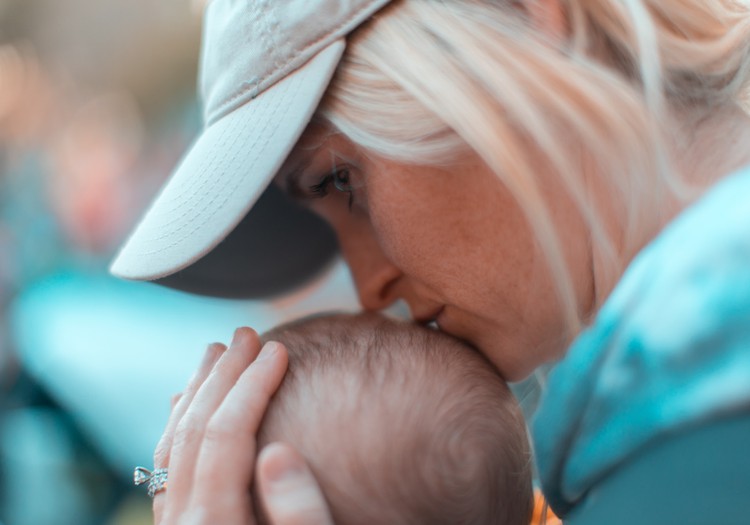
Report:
526,0,568,44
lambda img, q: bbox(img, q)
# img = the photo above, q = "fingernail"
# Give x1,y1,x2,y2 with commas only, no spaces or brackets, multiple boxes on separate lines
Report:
231,327,249,346
201,343,223,366
255,341,279,363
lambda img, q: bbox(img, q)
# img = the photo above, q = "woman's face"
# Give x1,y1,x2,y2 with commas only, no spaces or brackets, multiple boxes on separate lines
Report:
277,124,594,380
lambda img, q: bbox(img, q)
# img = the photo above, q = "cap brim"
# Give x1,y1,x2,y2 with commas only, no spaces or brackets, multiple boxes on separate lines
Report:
110,41,345,297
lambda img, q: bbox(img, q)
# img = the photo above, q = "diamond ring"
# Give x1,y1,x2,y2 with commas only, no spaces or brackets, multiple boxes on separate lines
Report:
134,467,168,498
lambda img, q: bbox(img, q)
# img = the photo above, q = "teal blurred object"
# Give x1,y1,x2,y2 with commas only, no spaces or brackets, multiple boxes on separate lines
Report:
0,151,70,293
566,413,750,525
8,263,361,478
0,407,117,525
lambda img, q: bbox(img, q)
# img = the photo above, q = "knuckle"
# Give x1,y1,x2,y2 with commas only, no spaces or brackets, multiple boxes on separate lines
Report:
153,438,171,467
203,413,234,444
172,417,202,450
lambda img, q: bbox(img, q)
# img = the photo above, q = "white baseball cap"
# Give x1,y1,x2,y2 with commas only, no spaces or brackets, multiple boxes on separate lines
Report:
110,0,392,297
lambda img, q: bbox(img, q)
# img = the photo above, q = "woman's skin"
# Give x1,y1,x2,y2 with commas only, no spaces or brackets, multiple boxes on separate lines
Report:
276,124,594,382
273,100,750,383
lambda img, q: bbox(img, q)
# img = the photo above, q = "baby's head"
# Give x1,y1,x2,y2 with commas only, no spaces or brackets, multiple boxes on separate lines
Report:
256,313,533,525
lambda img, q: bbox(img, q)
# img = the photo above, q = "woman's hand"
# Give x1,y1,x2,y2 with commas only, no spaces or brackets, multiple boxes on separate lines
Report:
151,327,334,525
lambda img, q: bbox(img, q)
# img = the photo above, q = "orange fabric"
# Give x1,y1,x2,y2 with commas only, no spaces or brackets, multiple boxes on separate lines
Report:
531,490,562,525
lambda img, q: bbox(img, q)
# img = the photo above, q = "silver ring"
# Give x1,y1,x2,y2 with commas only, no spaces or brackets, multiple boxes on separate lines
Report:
134,466,168,498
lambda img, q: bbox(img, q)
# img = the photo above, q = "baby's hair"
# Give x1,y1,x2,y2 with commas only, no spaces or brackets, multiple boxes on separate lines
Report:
257,313,533,525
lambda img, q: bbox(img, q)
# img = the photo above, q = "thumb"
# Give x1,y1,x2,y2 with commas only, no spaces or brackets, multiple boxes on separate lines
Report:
257,443,335,525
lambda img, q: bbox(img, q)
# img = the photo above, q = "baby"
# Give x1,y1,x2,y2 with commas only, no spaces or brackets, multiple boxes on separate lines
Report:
254,313,533,525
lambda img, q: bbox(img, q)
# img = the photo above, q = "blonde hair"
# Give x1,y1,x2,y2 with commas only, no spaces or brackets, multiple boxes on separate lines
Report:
317,0,750,333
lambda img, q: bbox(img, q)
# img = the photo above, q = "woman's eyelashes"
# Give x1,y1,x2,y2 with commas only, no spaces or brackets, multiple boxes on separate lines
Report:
309,167,356,211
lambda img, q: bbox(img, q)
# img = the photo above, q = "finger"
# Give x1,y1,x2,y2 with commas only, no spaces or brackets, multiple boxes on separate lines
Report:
257,443,334,525
153,342,225,524
171,393,183,410
191,341,288,517
164,328,262,519
154,343,226,468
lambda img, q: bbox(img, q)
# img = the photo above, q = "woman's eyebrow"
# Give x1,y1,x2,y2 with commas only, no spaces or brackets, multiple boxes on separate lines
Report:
283,167,308,200
281,141,326,200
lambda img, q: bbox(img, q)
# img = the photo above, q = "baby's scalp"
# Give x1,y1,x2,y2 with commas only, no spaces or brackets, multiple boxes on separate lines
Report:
257,313,533,525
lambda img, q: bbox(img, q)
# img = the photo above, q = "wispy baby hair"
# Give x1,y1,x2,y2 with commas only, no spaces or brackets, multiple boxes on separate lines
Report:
258,312,533,525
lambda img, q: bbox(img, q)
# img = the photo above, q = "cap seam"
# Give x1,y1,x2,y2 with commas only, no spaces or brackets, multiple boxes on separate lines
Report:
206,0,386,125
258,0,274,88
266,0,281,72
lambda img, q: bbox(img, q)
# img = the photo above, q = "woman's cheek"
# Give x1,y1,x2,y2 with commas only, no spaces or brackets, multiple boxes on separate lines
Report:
370,214,442,288
367,203,416,264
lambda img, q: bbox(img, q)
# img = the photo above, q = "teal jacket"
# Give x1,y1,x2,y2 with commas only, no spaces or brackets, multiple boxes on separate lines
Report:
532,165,750,524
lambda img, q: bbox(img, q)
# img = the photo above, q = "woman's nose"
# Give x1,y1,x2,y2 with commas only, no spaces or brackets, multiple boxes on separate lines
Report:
336,221,403,311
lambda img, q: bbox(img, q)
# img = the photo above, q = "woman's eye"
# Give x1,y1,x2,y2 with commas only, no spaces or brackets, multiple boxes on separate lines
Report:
309,168,356,210
332,169,353,192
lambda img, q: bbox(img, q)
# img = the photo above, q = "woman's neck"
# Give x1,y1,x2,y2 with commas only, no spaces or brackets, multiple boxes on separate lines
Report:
670,102,750,189
590,102,750,310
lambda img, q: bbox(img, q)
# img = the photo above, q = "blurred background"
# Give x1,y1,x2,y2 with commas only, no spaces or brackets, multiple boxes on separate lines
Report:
0,1,364,524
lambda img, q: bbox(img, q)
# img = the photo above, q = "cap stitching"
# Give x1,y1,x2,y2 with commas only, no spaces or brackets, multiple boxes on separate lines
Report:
208,0,386,123
155,116,235,223
129,81,278,242
143,105,247,232
138,88,278,246
143,20,287,233
267,0,282,72
138,78,297,255
165,0,284,218
255,0,273,99
133,69,301,255
171,1,278,217
214,0,382,110
145,99,243,230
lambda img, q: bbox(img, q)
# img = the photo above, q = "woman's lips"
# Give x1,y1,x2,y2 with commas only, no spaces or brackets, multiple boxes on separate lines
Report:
434,306,445,328
418,306,445,330
414,305,445,326
433,307,461,338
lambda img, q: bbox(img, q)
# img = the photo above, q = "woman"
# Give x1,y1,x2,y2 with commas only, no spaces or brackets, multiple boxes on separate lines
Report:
112,0,750,523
